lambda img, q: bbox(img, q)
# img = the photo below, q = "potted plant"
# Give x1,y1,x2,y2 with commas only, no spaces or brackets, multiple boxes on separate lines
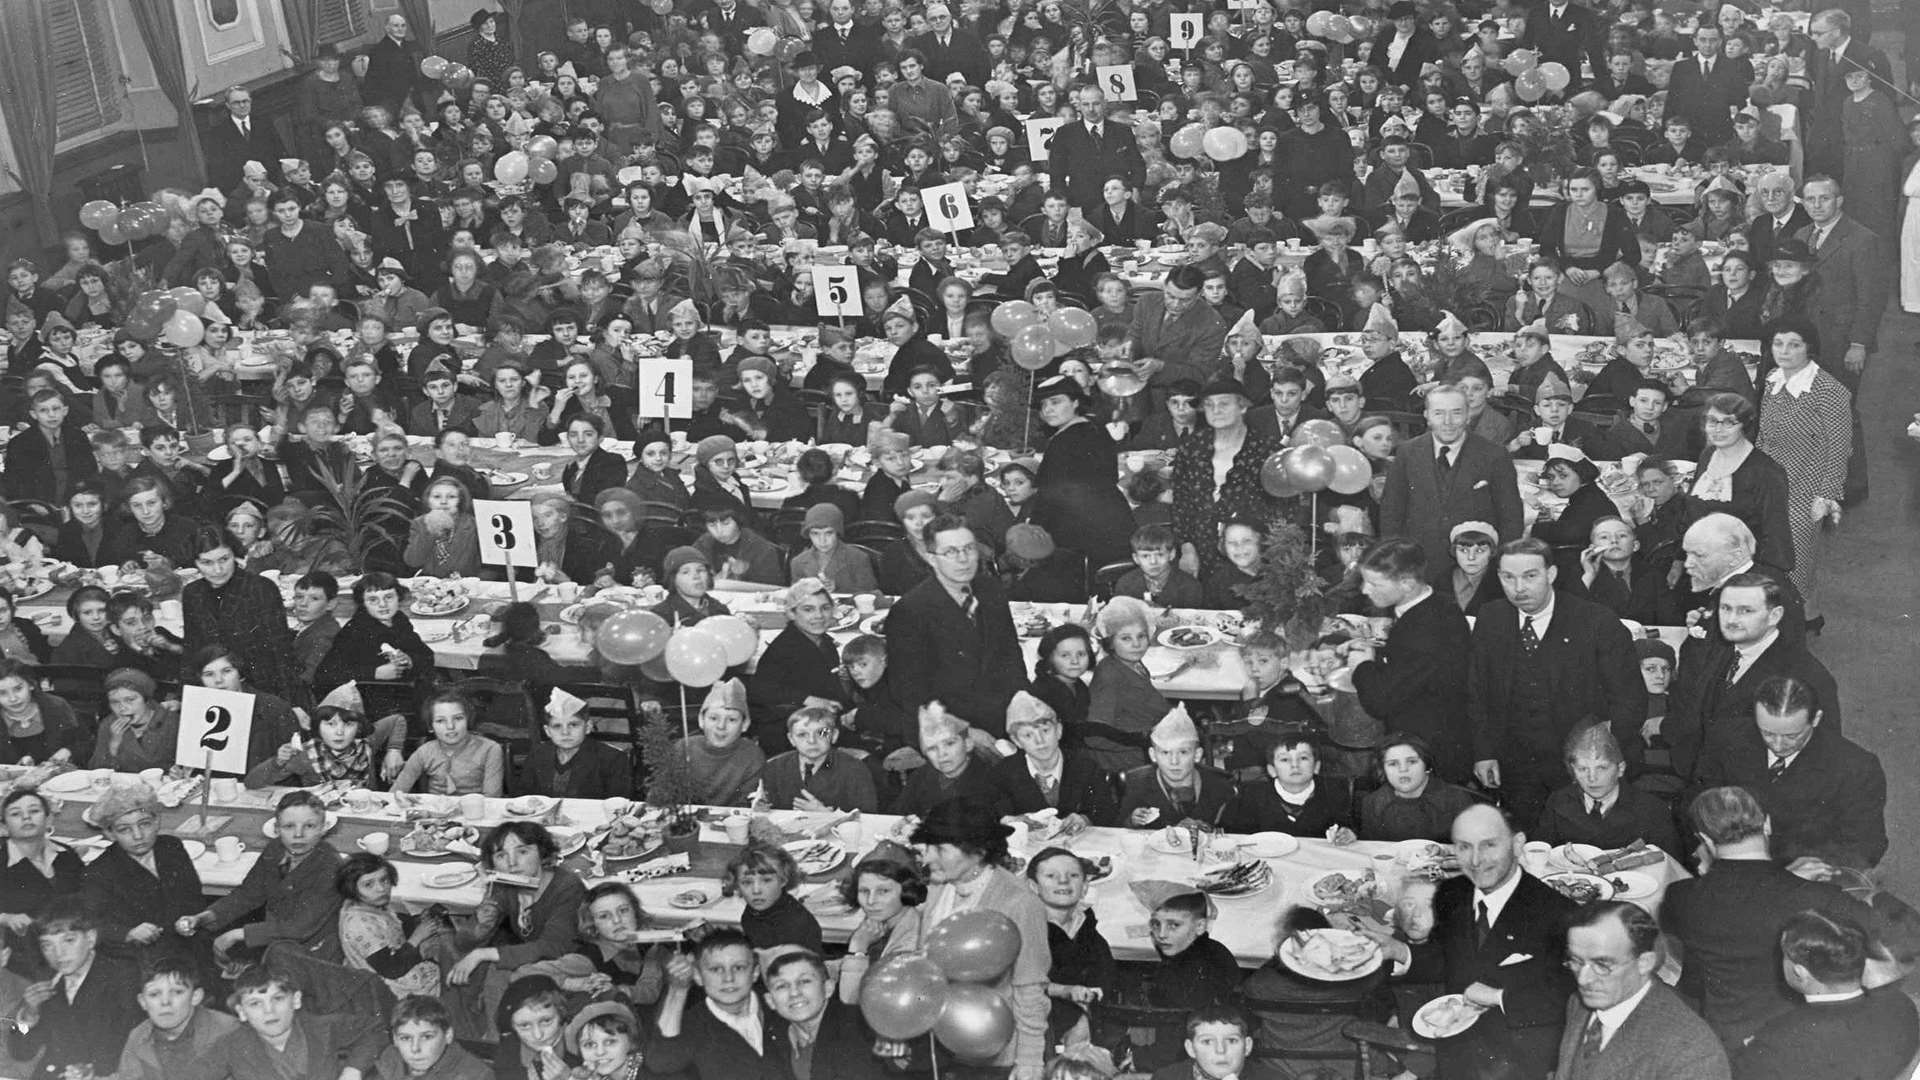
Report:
634,704,701,847
1230,519,1340,646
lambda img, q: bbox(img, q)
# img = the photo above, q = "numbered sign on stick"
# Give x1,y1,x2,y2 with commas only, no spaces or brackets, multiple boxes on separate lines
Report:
177,685,256,774
1097,64,1138,101
1025,117,1066,163
474,499,538,570
1169,13,1203,49
812,264,862,318
923,181,974,232
636,356,695,419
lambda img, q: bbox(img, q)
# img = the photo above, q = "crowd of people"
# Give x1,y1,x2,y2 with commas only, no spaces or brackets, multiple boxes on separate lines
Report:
0,0,1912,1076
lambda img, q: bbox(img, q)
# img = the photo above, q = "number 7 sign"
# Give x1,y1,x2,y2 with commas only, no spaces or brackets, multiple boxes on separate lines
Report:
177,685,256,774
812,265,862,318
1025,117,1065,163
636,356,695,419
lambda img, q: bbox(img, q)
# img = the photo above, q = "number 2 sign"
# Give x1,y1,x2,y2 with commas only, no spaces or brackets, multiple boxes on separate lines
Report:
474,499,538,571
176,685,256,774
636,356,695,419
812,265,861,318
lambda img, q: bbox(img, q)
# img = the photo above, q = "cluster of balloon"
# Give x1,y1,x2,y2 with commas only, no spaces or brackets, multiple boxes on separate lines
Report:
594,610,756,688
746,28,781,55
1260,421,1371,498
989,302,1095,369
1304,10,1363,42
421,56,476,90
860,911,1022,1061
494,147,560,186
1168,122,1206,158
1201,126,1247,162
81,199,175,246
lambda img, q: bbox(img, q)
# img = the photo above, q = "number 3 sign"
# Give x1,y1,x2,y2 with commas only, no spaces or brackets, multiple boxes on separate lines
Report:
636,356,694,419
177,685,256,774
474,499,538,571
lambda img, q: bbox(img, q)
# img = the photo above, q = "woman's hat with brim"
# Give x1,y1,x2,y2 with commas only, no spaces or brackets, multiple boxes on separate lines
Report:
1769,237,1817,265
1034,373,1088,405
1199,375,1249,402
911,796,1012,847
471,9,504,31
1446,216,1500,253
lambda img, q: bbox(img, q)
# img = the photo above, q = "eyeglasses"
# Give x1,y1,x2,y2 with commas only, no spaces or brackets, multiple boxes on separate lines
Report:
1703,416,1742,429
933,546,977,560
1564,956,1626,976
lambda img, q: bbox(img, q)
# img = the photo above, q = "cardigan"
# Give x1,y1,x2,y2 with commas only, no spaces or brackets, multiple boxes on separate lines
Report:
391,735,506,796
206,839,346,956
484,869,588,969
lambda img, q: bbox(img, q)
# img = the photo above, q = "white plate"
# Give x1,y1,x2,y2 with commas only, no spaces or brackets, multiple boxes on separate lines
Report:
1147,826,1197,855
410,597,468,618
552,827,588,859
423,865,480,889
741,475,788,493
506,796,555,817
263,812,340,839
827,604,861,632
1541,871,1617,902
1607,869,1661,900
37,770,94,794
1279,930,1384,981
784,839,848,875
1156,624,1224,650
484,471,530,486
1240,832,1299,859
207,445,233,461
9,580,54,603
1397,838,1451,864
669,888,714,909
859,613,888,636
602,835,665,862
1550,842,1605,871
1413,994,1485,1039
179,839,206,861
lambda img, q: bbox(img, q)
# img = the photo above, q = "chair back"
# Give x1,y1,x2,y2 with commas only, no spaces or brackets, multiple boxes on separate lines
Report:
1092,560,1134,600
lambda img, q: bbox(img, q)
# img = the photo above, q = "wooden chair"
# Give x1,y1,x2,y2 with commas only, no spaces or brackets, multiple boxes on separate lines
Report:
1092,560,1135,600
1341,1019,1434,1079
1304,296,1346,332
1243,983,1398,1080
845,519,905,548
452,674,537,764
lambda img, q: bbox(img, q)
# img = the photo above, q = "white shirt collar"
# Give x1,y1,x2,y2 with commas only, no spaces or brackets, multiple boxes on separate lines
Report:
706,995,765,1053
1473,867,1525,928
1804,989,1865,1004
1586,789,1617,815
1027,754,1063,786
1275,779,1316,805
1590,979,1656,1047
1520,594,1556,636
1735,628,1779,662
1767,363,1819,397
1394,585,1432,618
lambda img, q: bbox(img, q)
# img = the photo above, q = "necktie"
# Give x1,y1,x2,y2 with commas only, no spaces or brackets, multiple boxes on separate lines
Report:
1641,422,1657,436
1520,617,1541,656
1580,1014,1605,1057
802,762,816,783
1619,300,1631,314
958,586,976,622
1588,797,1605,820
1702,58,1712,76
1474,899,1491,945
1437,445,1453,471
1038,772,1059,804
1722,649,1742,687
240,118,250,137
1769,754,1790,780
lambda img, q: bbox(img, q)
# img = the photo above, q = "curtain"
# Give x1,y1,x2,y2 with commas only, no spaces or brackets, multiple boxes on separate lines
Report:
125,0,208,188
283,0,321,63
496,0,526,69
0,4,59,242
397,0,435,53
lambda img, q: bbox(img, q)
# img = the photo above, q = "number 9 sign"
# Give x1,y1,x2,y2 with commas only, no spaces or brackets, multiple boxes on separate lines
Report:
474,499,538,570
176,685,256,774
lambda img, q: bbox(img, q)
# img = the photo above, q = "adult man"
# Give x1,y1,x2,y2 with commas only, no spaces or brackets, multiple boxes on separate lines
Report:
1128,265,1226,392
649,930,787,1080
356,15,424,119
812,0,878,80
1805,10,1893,179
204,86,286,193
910,2,989,85
762,949,889,1080
697,0,767,55
1051,85,1146,210
1662,785,1884,1049
884,515,1027,738
888,52,958,138
1795,175,1883,504
1667,27,1752,146
1519,0,1606,91
1349,539,1473,781
1677,512,1804,658
1733,910,1919,1080
1379,386,1525,587
1692,676,1887,871
1467,538,1645,824
1372,805,1575,1080
1557,903,1731,1080
1370,1,1443,90
1670,574,1841,756
262,190,351,300
1743,172,1812,268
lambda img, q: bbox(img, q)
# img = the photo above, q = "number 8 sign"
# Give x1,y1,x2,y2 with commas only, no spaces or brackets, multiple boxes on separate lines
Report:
1096,64,1137,102
177,685,256,774
636,356,694,419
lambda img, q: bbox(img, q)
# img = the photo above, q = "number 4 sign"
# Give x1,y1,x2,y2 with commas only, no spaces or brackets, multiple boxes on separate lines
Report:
812,265,861,318
177,685,255,774
922,181,974,233
636,356,694,419
1097,64,1138,102
474,499,538,571
1169,13,1203,49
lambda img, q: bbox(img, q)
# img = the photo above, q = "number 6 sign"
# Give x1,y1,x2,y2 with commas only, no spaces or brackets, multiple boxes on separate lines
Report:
922,181,974,232
812,264,861,318
636,356,694,419
177,685,256,774
474,499,538,571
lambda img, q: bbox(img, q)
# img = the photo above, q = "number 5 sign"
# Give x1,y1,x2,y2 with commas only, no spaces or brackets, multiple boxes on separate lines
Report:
177,685,256,774
636,356,694,419
922,181,974,232
812,265,861,318
474,499,538,571
1097,64,1138,101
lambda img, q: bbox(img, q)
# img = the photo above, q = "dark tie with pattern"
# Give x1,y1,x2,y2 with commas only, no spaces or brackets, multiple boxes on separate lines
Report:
1579,1014,1604,1058
1769,754,1789,781
1520,617,1541,656
1437,445,1453,471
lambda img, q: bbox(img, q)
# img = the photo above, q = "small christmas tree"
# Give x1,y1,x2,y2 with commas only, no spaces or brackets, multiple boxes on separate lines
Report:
634,705,699,833
1232,520,1340,647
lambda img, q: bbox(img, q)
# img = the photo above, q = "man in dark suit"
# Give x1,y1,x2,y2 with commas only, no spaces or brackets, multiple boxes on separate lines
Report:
989,692,1120,827
1745,171,1814,268
1669,575,1842,765
355,13,424,120
696,0,768,56
1796,176,1885,504
1519,0,1606,90
1370,2,1444,90
885,515,1028,738
203,85,286,194
650,930,791,1080
1677,513,1806,661
1374,804,1576,1080
1129,266,1227,392
1805,11,1894,180
1691,674,1887,871
1467,538,1646,824
1050,84,1146,211
910,2,990,85
1733,909,1919,1080
1662,785,1886,1049
812,0,878,83
1379,385,1527,587
1557,902,1731,1080
1349,538,1475,781
1666,26,1753,146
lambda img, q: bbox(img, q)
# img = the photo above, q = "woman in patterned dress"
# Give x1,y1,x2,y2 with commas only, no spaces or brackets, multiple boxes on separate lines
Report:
1755,319,1851,618
1168,375,1284,578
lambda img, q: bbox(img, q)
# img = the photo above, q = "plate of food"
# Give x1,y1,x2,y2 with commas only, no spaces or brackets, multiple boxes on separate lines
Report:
483,470,529,486
1605,869,1661,900
741,475,788,493
599,819,664,861
1279,929,1383,981
1016,608,1052,637
1082,854,1115,882
399,822,481,858
669,888,714,909
506,796,555,817
263,812,340,839
1541,872,1617,903
828,603,861,632
551,827,588,860
785,839,848,875
8,580,54,603
1157,625,1225,650
1241,832,1300,859
1413,994,1485,1039
860,613,888,636
1550,843,1605,872
1196,860,1273,898
36,769,93,794
408,579,470,617
1147,825,1198,855
423,865,480,889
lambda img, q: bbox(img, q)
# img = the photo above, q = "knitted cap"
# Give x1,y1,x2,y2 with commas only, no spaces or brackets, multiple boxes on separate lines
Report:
802,502,844,533
696,434,737,468
738,355,778,383
662,545,709,580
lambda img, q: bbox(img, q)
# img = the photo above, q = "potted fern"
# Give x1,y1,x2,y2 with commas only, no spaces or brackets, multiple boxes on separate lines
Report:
304,457,417,573
1231,520,1340,647
635,705,701,847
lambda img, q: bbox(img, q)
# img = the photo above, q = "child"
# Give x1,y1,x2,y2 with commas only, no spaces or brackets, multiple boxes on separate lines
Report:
837,634,911,771
1149,1006,1253,1080
1660,225,1712,289
1214,631,1330,781
1123,892,1242,1071
515,689,630,798
336,852,449,998
726,842,824,952
1027,846,1115,1045
247,699,406,788
564,1001,645,1080
9,912,145,1076
178,791,344,957
495,976,576,1080
788,503,880,592
1201,518,1264,610
1504,321,1568,403
1576,516,1664,622
375,995,490,1080
1086,597,1170,772
1222,733,1357,840
696,506,785,587
1113,524,1204,607
683,678,765,806
390,691,506,797
1117,706,1235,829
763,706,879,812
1030,624,1094,736
1620,638,1692,802
193,964,385,1079
890,702,999,816
113,959,244,1080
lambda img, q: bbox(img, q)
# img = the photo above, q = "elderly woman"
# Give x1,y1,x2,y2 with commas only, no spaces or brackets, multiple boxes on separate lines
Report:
87,668,180,773
78,781,207,970
748,577,850,734
1356,733,1481,841
1529,449,1618,578
406,476,483,578
1028,374,1138,569
1692,392,1796,572
521,491,615,586
1531,725,1683,853
1169,376,1282,577
624,428,690,525
1084,597,1169,774
1756,320,1852,619
0,659,85,765
0,789,84,974
910,798,1053,1080
313,572,435,696
445,821,589,1030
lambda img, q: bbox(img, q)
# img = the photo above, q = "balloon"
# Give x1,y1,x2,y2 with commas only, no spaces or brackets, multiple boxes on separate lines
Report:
664,626,729,687
494,151,530,184
79,200,119,230
120,216,154,242
98,221,128,246
122,314,160,340
161,310,204,348
989,300,1040,338
859,955,950,1040
638,652,675,682
1261,450,1305,498
778,37,806,61
527,135,559,159
1326,15,1354,43
596,609,671,664
651,0,673,12
1281,444,1336,494
1514,69,1546,102
1537,62,1571,92
1291,419,1345,450
934,984,1016,1062
1202,126,1248,162
1010,324,1054,370
1326,444,1372,496
925,910,1023,983
747,28,779,55
1047,306,1097,349
700,614,759,667
1349,15,1376,38
530,157,559,185
1504,49,1538,76
420,55,450,79
1168,122,1206,159
443,64,474,91
132,289,177,326
166,287,205,317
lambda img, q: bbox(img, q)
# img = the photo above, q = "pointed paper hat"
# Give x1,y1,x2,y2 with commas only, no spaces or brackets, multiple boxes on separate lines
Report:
1435,309,1468,337
1364,302,1398,339
547,686,587,720
1613,311,1651,343
1392,169,1422,200
1151,703,1200,747
1228,308,1259,342
703,677,748,715
320,680,365,714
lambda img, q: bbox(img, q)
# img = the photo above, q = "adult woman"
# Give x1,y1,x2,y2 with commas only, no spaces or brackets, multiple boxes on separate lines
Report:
1692,392,1795,572
1702,249,1765,339
474,363,549,445
1448,216,1522,307
405,476,484,578
0,789,84,974
1052,221,1111,305
749,577,850,731
1755,321,1851,616
78,781,207,970
690,435,758,531
1028,375,1137,569
557,415,630,505
545,360,627,444
1531,725,1683,853
190,644,306,774
0,660,83,765
1083,597,1167,773
88,668,180,773
1487,174,1540,241
1840,65,1904,237
835,849,929,1000
623,429,689,524
1169,377,1281,576
910,799,1052,1080
313,572,435,696
1356,733,1480,841
181,529,301,702
1902,117,1920,313
102,477,206,569
1536,168,1640,313
446,821,588,995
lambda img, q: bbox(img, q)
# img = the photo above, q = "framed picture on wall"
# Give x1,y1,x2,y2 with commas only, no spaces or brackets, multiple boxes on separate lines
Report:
199,0,264,63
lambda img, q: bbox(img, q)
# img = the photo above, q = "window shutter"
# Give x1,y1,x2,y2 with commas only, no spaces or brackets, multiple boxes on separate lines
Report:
317,0,370,45
50,0,123,144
